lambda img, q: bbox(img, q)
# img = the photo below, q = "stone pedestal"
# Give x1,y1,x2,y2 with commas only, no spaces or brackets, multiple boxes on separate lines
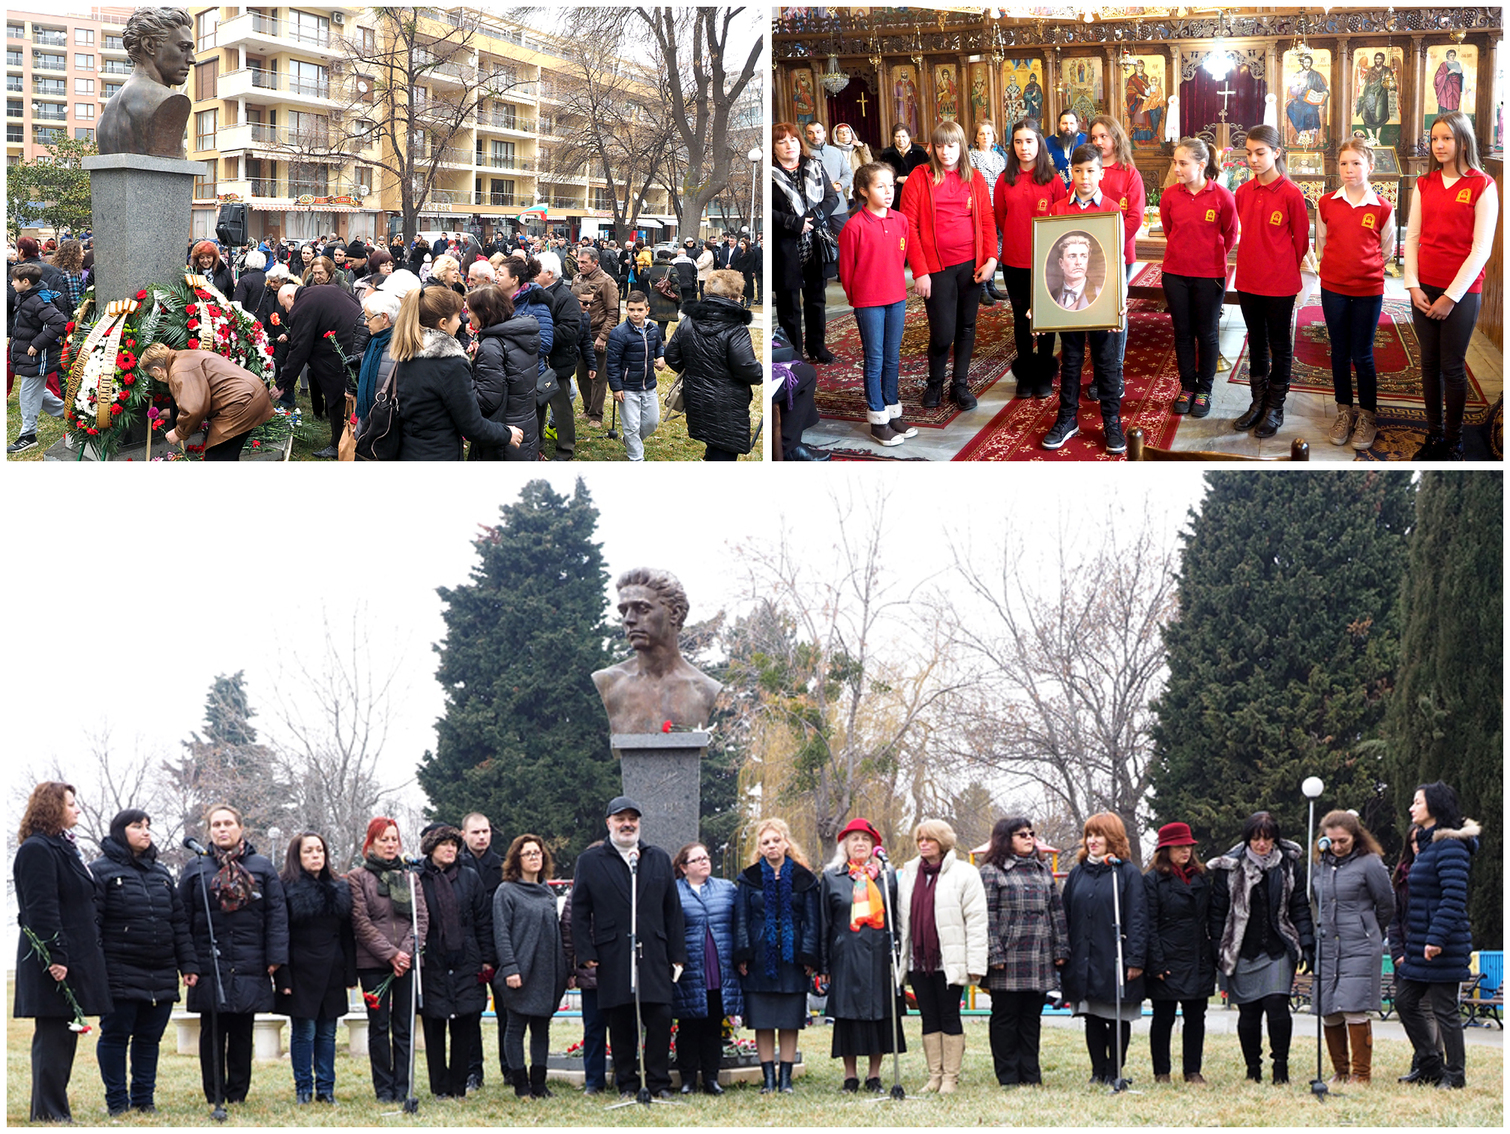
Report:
612,731,708,855
81,153,209,305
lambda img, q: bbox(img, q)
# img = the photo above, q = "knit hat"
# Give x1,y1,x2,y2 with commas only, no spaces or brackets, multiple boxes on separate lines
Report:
420,823,464,857
346,239,368,260
1155,822,1198,849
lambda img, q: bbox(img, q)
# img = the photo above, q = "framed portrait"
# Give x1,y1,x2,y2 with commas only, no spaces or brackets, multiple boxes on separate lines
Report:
1288,149,1325,175
1121,55,1167,147
1369,144,1401,177
1031,211,1126,333
891,63,923,140
1001,56,1045,129
968,62,992,130
790,67,817,126
1425,44,1477,133
1282,46,1332,148
1062,56,1105,125
1351,45,1403,149
933,62,960,125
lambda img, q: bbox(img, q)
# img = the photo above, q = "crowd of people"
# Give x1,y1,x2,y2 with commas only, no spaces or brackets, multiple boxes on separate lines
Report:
772,107,1496,459
13,778,1481,1120
7,225,763,462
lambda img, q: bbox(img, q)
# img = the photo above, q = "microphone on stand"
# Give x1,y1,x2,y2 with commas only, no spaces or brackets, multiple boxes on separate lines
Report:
1105,854,1122,865
1316,836,1332,852
627,848,640,875
183,837,211,856
872,845,888,864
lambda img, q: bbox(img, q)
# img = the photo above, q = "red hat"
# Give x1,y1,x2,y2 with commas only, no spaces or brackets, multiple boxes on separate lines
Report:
1156,822,1197,849
836,817,882,845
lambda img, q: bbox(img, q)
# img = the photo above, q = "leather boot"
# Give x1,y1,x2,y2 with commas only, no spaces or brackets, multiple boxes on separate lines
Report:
1010,355,1033,399
940,1033,966,1094
922,381,943,409
778,1061,794,1094
1252,385,1288,439
1323,1023,1351,1084
1238,1017,1263,1083
529,1065,552,1098
1233,378,1268,431
1036,354,1059,400
1347,1022,1372,1085
760,1061,777,1095
511,1067,531,1098
949,381,978,411
920,1033,944,1093
1272,1060,1289,1085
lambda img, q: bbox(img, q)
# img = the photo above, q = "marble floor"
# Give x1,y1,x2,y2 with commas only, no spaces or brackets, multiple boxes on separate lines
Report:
798,272,1503,462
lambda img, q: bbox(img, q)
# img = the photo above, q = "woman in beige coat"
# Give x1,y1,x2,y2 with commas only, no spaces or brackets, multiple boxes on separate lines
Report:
140,343,274,461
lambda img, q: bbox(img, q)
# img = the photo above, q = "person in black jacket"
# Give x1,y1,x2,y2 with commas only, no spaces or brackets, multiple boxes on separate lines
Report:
275,833,356,1105
230,250,272,321
773,123,841,364
665,269,761,460
13,235,75,318
274,279,363,458
1143,822,1215,1085
385,285,520,461
466,285,541,462
91,809,201,1115
458,814,507,1092
417,824,496,1099
536,253,581,461
1207,811,1316,1085
7,263,70,453
191,240,236,297
179,804,290,1106
571,797,688,1099
14,782,113,1123
730,238,758,309
877,124,931,184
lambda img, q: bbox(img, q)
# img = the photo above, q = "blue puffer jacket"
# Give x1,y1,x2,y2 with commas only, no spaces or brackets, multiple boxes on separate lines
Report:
672,876,744,1020
605,318,664,392
1396,820,1479,984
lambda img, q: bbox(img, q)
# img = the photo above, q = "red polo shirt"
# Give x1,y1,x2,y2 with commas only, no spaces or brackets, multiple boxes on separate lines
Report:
898,164,998,275
1099,160,1146,265
1317,187,1392,297
993,169,1068,269
1159,179,1239,279
837,206,929,309
1234,174,1311,296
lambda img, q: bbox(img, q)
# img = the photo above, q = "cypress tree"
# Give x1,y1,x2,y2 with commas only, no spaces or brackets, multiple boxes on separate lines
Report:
417,479,618,875
1383,472,1502,948
1148,471,1414,854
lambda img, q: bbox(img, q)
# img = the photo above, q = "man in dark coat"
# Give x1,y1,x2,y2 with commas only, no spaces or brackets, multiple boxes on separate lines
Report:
275,280,362,458
458,812,507,1091
537,254,581,460
570,797,687,1098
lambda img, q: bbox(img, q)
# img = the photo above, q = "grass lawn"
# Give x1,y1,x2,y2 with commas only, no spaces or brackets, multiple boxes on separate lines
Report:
7,993,1500,1127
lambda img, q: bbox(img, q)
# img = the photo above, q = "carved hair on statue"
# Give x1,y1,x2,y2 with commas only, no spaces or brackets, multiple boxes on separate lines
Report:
616,567,690,632
122,7,193,66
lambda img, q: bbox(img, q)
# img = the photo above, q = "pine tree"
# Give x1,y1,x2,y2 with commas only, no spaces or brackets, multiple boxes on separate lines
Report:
1148,471,1414,854
167,671,286,841
418,479,620,875
1383,472,1502,948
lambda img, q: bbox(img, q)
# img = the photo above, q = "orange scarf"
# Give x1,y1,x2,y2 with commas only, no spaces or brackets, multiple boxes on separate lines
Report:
847,858,885,931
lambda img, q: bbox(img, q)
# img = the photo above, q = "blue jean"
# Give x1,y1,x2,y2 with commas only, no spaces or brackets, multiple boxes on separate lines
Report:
97,999,175,1112
580,987,609,1091
619,388,660,460
1319,287,1384,411
290,1014,338,1098
854,300,906,419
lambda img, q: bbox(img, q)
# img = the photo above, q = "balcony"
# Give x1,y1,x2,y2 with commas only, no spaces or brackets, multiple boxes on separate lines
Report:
6,51,21,68
214,11,335,53
416,52,472,87
216,121,342,153
8,125,23,143
7,25,24,41
548,195,582,210
475,154,533,172
33,54,67,72
6,104,20,119
34,107,67,122
472,191,517,207
483,73,535,99
102,37,126,54
6,77,21,91
33,30,66,47
216,68,336,105
475,111,535,135
32,80,64,95
102,59,132,75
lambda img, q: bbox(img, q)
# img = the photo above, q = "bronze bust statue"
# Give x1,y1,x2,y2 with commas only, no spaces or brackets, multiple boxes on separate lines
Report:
593,568,722,735
96,8,195,158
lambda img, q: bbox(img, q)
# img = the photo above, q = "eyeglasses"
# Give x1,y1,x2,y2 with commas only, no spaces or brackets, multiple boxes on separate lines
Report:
684,855,710,864
1013,830,1036,839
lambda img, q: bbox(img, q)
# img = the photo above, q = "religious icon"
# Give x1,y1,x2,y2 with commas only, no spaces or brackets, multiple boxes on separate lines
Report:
1352,47,1402,147
1425,44,1477,133
1124,56,1167,146
1283,48,1331,147
791,68,817,126
1002,57,1045,129
935,63,959,123
969,63,991,127
893,65,922,139
1062,57,1104,126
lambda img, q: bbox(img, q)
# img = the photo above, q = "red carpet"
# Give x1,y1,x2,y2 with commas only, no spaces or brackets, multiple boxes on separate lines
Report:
952,300,1183,461
812,296,1016,427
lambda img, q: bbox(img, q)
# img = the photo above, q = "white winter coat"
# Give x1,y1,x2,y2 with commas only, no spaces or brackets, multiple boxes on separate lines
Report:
897,852,989,987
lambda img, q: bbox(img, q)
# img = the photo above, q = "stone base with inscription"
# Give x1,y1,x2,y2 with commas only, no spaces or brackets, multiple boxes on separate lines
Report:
612,731,709,855
82,154,209,306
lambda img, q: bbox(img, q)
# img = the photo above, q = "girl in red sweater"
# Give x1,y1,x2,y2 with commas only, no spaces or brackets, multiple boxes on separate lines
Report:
1404,109,1499,460
898,119,998,411
992,118,1067,399
1316,137,1395,450
1160,136,1238,418
1087,115,1145,275
1231,123,1311,439
838,162,930,446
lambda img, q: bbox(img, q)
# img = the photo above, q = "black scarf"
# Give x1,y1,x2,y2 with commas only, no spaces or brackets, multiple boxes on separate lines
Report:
422,859,462,960
363,853,412,916
909,858,943,974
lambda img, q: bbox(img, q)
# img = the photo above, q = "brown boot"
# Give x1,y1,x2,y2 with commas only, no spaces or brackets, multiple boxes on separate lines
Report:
1347,1021,1373,1084
1323,1022,1350,1084
939,1033,966,1094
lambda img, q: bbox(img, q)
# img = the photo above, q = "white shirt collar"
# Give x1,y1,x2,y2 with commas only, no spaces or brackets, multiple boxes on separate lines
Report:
1069,189,1104,209
1329,184,1382,209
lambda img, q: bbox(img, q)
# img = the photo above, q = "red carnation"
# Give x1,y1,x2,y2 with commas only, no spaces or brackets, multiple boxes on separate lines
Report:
65,321,76,333
270,312,281,326
187,338,199,349
251,439,260,448
208,306,221,317
184,304,197,315
87,427,99,435
662,720,673,733
135,289,147,300
186,318,200,330
323,330,335,339
110,404,123,415
127,339,136,347
121,374,135,386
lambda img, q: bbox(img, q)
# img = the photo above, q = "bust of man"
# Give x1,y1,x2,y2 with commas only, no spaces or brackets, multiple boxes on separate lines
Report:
96,7,195,158
593,567,722,735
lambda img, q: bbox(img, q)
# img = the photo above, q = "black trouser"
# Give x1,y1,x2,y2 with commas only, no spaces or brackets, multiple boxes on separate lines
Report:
30,1016,80,1121
465,994,510,1085
674,988,725,1085
503,1012,551,1077
908,970,963,1035
539,371,578,457
578,346,607,424
360,969,414,1100
744,271,757,305
198,1010,255,1104
1236,993,1292,1072
1083,1015,1133,1079
988,990,1045,1085
421,1012,477,1097
776,361,820,456
1148,998,1207,1076
1002,264,1056,374
1394,978,1465,1080
204,428,254,461
774,258,827,356
1414,283,1481,443
311,368,346,447
923,259,981,389
1059,328,1126,421
1162,272,1226,394
704,446,739,460
1235,291,1296,393
606,1000,672,1094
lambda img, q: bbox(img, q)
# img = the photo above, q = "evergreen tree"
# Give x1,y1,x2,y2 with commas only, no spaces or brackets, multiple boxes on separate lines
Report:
1383,472,1501,948
166,671,285,840
418,479,619,875
1148,472,1414,854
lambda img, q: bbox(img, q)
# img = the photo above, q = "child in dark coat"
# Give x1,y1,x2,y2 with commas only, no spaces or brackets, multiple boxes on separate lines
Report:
8,263,69,453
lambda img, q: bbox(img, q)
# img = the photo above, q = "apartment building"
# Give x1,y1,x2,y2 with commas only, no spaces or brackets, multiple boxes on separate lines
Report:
5,7,135,166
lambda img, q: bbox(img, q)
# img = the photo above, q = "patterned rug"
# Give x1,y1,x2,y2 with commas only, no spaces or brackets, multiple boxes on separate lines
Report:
1352,396,1501,461
812,295,1016,427
825,446,932,462
952,300,1183,461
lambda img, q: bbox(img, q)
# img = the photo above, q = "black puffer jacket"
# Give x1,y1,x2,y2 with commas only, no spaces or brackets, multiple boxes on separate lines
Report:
274,873,357,1020
8,289,70,378
396,328,515,461
1142,867,1216,1001
418,863,495,1020
469,314,541,462
90,836,200,1005
665,297,761,456
179,844,290,1015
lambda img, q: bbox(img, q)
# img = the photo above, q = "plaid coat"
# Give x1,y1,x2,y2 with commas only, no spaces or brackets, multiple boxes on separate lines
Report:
979,856,1069,992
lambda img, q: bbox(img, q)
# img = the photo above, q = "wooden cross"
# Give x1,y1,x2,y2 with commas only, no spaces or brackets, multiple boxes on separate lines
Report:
1217,82,1236,122
856,90,869,116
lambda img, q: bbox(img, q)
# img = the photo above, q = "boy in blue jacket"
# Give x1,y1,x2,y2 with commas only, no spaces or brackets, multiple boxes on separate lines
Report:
604,291,667,461
8,263,69,453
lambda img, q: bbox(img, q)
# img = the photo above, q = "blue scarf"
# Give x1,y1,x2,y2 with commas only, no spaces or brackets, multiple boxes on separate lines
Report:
355,325,393,421
760,857,795,979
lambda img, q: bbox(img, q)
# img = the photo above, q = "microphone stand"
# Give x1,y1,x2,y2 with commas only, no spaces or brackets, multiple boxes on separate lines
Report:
1106,857,1139,1096
403,855,426,1115
862,851,924,1106
186,842,229,1123
1308,827,1337,1102
608,847,681,1110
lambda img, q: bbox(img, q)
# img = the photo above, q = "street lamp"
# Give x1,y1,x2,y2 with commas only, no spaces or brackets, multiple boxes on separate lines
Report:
747,147,762,240
1300,776,1331,1103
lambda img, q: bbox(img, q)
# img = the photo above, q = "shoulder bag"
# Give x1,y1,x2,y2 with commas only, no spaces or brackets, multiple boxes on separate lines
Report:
354,362,404,461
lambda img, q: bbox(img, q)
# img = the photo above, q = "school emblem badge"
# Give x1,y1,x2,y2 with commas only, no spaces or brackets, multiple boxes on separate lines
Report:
1268,210,1284,226
899,236,906,252
1361,213,1376,230
1119,197,1128,210
1204,209,1216,222
1455,187,1473,204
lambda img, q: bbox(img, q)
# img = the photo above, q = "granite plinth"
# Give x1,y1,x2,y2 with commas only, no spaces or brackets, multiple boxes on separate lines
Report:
82,154,209,305
612,731,709,855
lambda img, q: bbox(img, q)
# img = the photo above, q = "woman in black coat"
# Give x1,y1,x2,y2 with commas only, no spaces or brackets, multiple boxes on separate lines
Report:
1061,812,1148,1087
14,782,112,1122
1142,822,1215,1085
179,804,290,1106
417,824,495,1099
730,238,758,308
275,833,357,1105
91,809,201,1115
665,269,762,461
1207,811,1315,1085
467,285,541,462
773,122,840,363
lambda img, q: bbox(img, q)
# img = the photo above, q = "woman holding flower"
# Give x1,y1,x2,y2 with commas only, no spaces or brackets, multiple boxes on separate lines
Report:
14,781,112,1122
139,341,275,461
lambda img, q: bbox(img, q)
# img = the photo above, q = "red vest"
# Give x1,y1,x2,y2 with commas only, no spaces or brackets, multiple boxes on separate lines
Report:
1317,191,1392,297
1416,169,1493,294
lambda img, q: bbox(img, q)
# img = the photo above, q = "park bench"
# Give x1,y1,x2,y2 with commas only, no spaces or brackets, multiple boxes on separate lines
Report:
1459,976,1503,1029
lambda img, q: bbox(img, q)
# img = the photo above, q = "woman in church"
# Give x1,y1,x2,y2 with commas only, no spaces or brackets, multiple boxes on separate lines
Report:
1087,115,1144,277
